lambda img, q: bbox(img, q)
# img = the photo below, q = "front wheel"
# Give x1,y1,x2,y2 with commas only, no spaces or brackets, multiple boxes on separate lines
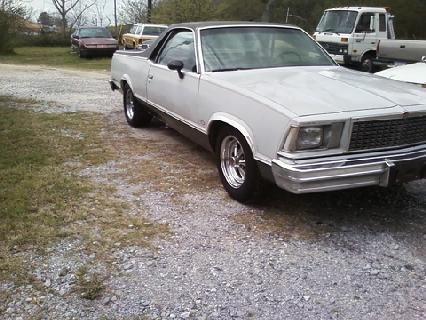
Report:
215,127,260,202
123,84,152,127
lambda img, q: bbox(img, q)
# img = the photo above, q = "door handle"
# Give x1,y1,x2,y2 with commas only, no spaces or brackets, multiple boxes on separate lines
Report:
148,74,154,80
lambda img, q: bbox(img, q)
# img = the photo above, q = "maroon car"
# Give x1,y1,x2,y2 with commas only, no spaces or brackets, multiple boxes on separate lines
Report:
71,27,118,58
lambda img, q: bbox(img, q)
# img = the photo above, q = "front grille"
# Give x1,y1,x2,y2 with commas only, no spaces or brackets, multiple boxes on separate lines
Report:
318,41,348,55
349,116,426,151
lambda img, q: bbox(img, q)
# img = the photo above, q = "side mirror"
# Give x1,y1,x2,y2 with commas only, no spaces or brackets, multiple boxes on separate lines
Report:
72,35,79,39
167,60,184,79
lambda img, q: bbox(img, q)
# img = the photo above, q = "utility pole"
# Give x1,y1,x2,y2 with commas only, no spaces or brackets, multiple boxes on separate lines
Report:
285,7,289,24
147,0,152,23
114,0,117,37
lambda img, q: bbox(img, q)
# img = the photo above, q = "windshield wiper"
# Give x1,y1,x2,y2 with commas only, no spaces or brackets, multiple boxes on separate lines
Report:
211,67,252,72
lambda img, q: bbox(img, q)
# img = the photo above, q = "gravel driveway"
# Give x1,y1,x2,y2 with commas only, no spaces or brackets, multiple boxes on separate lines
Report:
1,64,425,320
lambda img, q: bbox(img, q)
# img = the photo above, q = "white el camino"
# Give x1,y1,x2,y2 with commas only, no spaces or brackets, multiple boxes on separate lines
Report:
110,22,426,202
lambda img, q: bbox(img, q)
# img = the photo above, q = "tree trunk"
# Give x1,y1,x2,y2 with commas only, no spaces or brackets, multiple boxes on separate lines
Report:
261,0,277,22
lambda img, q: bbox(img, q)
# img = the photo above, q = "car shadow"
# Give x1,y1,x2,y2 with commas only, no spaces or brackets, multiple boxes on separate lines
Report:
111,111,426,243
244,181,426,244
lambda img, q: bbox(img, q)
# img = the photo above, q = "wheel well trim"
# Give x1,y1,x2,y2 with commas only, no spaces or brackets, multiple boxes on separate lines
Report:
207,113,256,155
119,75,133,92
361,50,376,61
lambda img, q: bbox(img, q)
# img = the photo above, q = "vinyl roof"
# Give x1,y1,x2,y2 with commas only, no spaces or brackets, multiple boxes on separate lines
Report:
167,21,298,31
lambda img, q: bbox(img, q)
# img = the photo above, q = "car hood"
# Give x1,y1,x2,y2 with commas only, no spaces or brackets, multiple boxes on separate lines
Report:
80,38,118,45
375,63,426,85
206,66,426,116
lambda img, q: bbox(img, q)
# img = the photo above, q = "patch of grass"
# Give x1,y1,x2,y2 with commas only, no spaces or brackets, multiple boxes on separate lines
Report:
0,97,169,285
0,47,111,71
75,265,105,300
109,131,219,197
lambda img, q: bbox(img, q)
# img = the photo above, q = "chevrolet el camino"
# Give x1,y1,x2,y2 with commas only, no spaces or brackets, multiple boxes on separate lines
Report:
110,22,426,202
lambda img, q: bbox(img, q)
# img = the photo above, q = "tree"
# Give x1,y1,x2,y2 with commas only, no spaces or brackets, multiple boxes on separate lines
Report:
93,0,108,26
261,0,277,22
152,0,216,24
119,0,147,24
0,0,27,53
51,0,94,38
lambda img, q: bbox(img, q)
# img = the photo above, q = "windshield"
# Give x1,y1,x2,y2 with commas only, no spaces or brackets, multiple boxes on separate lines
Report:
201,27,334,72
316,10,358,34
80,28,112,38
143,26,167,36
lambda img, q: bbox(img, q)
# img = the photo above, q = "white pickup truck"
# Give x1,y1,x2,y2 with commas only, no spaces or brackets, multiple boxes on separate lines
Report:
110,22,426,202
314,7,426,72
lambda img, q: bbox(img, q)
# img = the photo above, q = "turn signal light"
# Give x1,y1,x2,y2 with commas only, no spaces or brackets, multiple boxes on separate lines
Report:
341,37,348,42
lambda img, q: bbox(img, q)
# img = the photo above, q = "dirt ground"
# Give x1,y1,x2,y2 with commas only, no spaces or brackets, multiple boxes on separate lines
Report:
0,64,425,320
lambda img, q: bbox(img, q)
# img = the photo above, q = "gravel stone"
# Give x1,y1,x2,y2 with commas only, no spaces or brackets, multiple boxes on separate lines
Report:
0,64,425,320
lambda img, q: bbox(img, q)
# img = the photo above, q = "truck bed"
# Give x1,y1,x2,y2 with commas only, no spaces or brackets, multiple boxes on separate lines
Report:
377,39,426,63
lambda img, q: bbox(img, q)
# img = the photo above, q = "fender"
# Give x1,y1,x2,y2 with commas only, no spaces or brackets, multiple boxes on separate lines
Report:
207,113,272,165
120,74,133,92
207,112,257,155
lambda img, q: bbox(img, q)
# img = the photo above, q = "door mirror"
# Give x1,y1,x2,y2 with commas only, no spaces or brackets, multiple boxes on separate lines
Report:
167,60,184,79
72,34,79,39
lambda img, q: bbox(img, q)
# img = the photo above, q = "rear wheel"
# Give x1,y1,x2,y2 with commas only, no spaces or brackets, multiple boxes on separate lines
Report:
361,53,375,73
215,127,260,202
123,84,152,127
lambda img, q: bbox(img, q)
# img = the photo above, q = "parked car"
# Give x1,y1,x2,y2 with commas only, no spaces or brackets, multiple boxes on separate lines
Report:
110,22,426,202
71,26,118,58
375,60,426,88
121,24,167,49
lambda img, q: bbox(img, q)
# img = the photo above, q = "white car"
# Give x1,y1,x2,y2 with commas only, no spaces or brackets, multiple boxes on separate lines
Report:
375,61,426,87
110,22,426,202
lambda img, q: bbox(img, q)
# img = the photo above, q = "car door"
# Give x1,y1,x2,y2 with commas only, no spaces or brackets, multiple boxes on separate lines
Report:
354,12,378,58
146,29,200,126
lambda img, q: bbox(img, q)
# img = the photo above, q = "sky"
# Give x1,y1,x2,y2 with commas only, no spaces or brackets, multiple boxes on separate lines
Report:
27,0,122,22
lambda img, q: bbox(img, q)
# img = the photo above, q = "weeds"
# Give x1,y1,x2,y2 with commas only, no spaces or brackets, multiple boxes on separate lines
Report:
0,47,111,71
0,97,169,286
75,265,105,300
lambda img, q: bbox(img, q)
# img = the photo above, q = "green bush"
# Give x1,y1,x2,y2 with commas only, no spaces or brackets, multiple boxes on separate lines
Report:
0,10,21,53
15,33,69,47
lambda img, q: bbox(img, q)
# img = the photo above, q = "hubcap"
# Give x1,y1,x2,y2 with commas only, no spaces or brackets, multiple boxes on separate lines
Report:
125,89,135,119
220,136,246,188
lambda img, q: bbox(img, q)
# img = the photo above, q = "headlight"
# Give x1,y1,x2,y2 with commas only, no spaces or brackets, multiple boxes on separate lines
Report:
297,127,323,150
284,123,344,152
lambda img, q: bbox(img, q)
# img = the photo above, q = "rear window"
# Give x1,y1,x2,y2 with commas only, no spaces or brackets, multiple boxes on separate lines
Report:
143,26,167,36
79,28,112,38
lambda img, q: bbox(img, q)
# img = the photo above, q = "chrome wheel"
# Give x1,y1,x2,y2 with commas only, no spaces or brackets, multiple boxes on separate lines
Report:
125,89,135,120
220,136,246,188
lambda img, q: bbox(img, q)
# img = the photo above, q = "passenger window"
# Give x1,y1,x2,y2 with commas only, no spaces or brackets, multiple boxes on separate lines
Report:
356,13,375,33
157,31,197,72
379,14,386,32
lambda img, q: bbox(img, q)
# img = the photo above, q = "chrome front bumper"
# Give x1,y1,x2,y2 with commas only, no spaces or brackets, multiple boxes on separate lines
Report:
271,145,426,194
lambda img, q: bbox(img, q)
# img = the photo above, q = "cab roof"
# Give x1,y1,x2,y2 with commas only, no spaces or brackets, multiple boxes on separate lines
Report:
326,7,389,13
